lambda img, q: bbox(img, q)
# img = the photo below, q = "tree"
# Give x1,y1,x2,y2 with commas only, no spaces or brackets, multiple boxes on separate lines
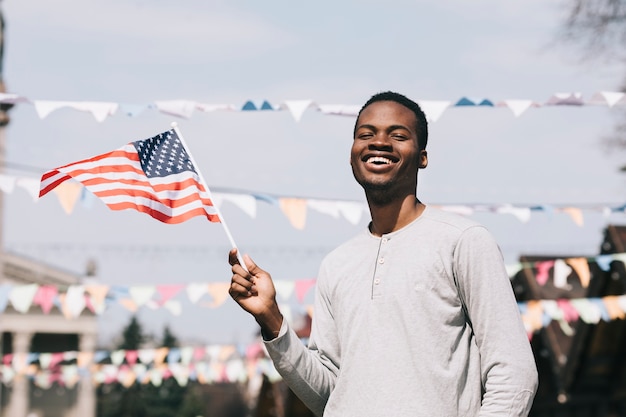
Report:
558,0,626,156
559,0,626,60
98,315,149,417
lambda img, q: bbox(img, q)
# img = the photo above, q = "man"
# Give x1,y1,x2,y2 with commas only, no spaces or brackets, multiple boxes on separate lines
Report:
229,91,538,416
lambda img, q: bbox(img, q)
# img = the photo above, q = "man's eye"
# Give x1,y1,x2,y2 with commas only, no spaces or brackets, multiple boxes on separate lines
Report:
392,134,407,140
358,133,373,139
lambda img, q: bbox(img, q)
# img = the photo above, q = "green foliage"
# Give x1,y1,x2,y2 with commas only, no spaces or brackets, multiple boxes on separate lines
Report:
119,315,146,350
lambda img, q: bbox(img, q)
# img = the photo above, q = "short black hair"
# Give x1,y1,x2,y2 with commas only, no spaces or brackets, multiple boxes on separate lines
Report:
353,91,428,150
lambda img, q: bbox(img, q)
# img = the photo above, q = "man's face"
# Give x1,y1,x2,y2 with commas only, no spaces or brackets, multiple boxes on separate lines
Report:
350,101,427,197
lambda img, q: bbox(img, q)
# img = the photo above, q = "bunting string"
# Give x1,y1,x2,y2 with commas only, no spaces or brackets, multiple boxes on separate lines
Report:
1,172,625,229
1,291,625,389
0,252,624,324
0,91,624,123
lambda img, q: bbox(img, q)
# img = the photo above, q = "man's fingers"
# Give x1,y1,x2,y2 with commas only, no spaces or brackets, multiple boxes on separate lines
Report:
228,248,240,266
243,254,263,276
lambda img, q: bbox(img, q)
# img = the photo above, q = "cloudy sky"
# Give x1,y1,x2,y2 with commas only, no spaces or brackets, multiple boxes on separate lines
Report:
2,0,625,346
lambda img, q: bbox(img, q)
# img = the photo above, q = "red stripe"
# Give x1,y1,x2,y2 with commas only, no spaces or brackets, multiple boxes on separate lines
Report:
81,176,207,193
94,188,214,209
63,163,145,178
39,173,72,197
106,201,220,224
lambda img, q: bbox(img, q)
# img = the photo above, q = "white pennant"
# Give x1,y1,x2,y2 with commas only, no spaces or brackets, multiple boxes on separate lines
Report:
129,285,156,307
317,104,360,116
273,280,295,301
215,193,257,218
154,100,197,119
9,284,38,313
417,100,450,123
282,100,313,122
502,100,535,117
186,283,209,304
0,174,16,193
553,259,572,289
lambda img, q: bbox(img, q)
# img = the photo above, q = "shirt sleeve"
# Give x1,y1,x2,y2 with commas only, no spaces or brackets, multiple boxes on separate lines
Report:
453,226,538,416
263,260,340,417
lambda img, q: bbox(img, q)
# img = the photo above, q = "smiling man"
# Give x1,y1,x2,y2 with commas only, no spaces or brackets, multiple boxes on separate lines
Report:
229,91,538,417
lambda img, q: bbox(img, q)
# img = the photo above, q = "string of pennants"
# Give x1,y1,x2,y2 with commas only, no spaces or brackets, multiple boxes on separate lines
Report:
0,252,624,322
0,295,625,389
0,340,283,388
2,173,625,229
1,91,625,123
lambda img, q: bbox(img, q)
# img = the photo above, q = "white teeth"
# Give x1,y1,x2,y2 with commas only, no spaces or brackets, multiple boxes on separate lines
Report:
367,156,392,164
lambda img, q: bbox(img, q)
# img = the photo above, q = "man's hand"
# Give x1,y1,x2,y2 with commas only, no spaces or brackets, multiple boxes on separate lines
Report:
228,248,283,339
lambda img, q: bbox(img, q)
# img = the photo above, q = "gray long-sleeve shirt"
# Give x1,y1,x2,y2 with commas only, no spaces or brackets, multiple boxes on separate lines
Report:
265,206,538,416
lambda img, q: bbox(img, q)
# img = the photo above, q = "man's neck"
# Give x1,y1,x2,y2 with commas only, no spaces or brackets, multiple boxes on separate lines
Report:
367,195,425,237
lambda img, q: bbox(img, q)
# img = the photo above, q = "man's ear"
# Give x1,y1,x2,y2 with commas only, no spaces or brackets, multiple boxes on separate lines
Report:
418,150,428,168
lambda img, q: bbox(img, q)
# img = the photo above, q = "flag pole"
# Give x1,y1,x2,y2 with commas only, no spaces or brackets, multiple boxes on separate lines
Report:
171,122,248,272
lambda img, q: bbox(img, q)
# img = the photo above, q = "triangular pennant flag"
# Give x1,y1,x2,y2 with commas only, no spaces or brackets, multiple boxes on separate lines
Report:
295,278,316,303
546,92,584,106
125,350,139,366
279,198,307,230
85,284,110,315
260,100,275,110
553,259,572,289
214,193,257,218
0,174,16,193
535,260,555,286
316,104,360,116
154,100,197,119
595,255,613,272
154,348,169,365
0,284,10,313
156,285,185,306
337,201,366,225
71,102,118,122
65,285,86,318
138,349,155,365
496,205,531,223
560,207,584,226
206,283,231,308
33,101,69,119
565,257,591,288
9,284,39,313
16,178,40,201
501,100,535,117
77,351,94,369
180,347,194,365
307,199,340,218
163,300,182,316
273,280,296,301
416,100,450,123
282,100,313,122
186,283,209,304
52,181,83,214
33,285,58,314
588,91,625,107
129,285,157,307
119,103,150,117
118,298,138,313
110,350,125,366
241,100,259,111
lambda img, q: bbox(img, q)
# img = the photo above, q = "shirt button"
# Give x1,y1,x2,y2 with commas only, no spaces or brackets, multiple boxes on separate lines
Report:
382,238,388,243
378,258,385,264
374,279,381,285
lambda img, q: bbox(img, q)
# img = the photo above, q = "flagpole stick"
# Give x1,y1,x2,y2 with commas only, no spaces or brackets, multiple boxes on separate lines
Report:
171,122,249,272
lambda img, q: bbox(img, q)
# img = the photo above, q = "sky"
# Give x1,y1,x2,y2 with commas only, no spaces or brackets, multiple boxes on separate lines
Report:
1,0,626,347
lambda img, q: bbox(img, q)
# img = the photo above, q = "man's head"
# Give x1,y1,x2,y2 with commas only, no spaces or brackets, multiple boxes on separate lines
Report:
354,91,428,151
350,92,428,202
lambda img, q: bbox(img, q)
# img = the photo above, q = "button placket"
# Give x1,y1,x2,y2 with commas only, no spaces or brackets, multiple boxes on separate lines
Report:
372,236,388,298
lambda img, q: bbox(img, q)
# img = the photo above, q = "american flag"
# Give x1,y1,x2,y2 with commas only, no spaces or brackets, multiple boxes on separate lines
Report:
39,129,221,224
